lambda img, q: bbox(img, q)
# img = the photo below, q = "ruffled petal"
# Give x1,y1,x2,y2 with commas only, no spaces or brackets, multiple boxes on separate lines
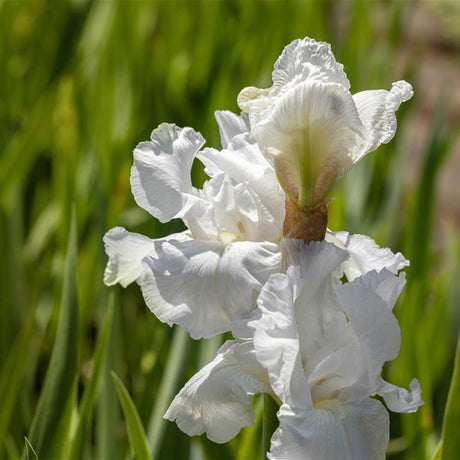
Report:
140,238,281,339
238,37,350,126
269,399,389,460
352,268,406,312
271,37,351,95
199,137,271,182
199,141,285,240
250,272,313,409
164,340,270,443
130,123,205,222
251,81,366,206
282,241,372,402
378,378,423,413
334,270,402,391
210,178,281,243
282,239,348,288
103,227,189,288
353,81,413,161
214,110,250,148
326,230,409,281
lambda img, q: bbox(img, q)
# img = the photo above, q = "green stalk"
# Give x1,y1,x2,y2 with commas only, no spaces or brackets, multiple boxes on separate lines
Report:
262,394,279,460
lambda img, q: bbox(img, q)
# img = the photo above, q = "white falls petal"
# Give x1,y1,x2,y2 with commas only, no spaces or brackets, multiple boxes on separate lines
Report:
140,238,281,339
214,110,250,148
334,271,402,391
251,81,366,206
102,227,189,288
378,378,423,413
352,268,406,312
326,230,409,281
282,239,348,291
282,241,372,402
251,272,313,410
353,81,413,161
130,123,205,222
269,400,389,460
164,340,270,443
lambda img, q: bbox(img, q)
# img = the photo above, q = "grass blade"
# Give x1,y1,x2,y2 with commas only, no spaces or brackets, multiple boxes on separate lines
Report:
111,372,151,460
147,326,189,458
440,333,460,460
0,301,36,447
68,295,114,459
24,439,38,460
25,210,79,459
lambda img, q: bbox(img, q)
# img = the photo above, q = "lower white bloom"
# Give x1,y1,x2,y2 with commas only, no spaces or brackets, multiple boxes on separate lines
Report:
165,241,422,459
104,112,285,339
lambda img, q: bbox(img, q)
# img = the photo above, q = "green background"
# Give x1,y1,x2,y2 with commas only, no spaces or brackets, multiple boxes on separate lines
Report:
1,0,459,459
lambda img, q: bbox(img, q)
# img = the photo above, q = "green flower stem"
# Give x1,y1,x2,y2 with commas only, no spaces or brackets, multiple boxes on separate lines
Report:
262,394,279,459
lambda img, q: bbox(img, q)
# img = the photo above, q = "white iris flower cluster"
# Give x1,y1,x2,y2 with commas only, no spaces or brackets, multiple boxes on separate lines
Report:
104,37,422,459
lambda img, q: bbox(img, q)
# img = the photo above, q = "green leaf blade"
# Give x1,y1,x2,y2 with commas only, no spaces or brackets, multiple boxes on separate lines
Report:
440,333,460,460
24,438,38,460
25,211,79,459
69,296,114,459
111,371,151,460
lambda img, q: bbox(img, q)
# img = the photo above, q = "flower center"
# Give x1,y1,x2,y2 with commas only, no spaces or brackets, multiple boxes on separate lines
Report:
217,231,242,245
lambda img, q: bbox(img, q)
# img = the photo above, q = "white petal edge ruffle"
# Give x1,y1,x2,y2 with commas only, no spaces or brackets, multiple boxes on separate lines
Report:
325,230,409,281
334,270,402,391
164,340,270,443
269,399,389,460
353,80,413,162
103,226,189,288
140,238,281,339
130,123,205,223
378,377,423,413
271,37,351,95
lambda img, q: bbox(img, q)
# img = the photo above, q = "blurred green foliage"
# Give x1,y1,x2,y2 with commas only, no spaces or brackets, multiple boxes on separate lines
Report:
1,0,458,459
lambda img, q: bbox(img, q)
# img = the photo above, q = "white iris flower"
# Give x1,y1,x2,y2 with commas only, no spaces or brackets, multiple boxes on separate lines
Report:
164,241,422,459
238,37,413,210
103,111,285,339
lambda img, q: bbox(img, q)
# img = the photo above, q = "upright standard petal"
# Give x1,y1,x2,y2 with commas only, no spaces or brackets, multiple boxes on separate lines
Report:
199,137,285,239
271,37,350,95
140,238,281,339
238,37,351,128
269,400,389,460
164,341,270,443
353,81,413,160
214,110,251,148
238,37,412,213
250,81,366,207
130,123,205,222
